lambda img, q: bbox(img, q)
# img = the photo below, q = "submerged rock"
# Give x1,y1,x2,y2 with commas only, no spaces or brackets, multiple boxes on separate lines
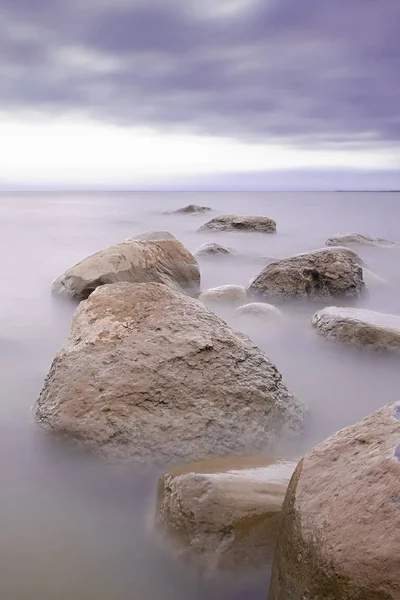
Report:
268,403,400,600
156,456,297,573
199,214,276,234
168,204,211,214
198,285,247,310
52,238,200,300
247,248,365,301
129,230,177,241
35,283,304,464
233,303,283,322
326,232,399,248
311,306,400,351
194,242,237,258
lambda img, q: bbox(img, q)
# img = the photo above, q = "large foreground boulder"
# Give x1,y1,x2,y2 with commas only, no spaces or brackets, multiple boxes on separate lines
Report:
156,456,297,573
34,283,304,464
199,214,276,234
311,306,400,351
268,403,400,600
326,232,399,248
247,248,365,301
52,239,200,300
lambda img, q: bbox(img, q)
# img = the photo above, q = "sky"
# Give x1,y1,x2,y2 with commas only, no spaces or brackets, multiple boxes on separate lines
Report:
1,0,400,190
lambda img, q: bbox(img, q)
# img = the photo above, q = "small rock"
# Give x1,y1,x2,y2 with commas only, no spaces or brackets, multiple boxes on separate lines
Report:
268,403,400,600
157,456,297,573
52,239,200,300
194,243,237,258
247,248,365,301
199,285,247,310
233,303,283,322
199,214,276,234
310,306,400,351
326,232,399,248
168,204,211,215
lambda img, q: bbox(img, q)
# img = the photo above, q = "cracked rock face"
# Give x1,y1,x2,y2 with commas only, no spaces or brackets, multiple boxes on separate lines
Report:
156,456,297,573
248,248,365,301
52,238,200,300
268,403,400,600
34,283,304,465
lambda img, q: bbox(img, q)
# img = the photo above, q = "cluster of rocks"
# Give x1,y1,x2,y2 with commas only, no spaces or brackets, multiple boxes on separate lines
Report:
37,208,399,598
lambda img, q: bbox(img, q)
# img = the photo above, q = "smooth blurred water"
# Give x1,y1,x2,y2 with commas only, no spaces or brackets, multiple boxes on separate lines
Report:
0,191,400,599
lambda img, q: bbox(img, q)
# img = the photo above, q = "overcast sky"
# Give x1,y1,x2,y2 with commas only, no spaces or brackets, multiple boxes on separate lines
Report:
1,0,399,189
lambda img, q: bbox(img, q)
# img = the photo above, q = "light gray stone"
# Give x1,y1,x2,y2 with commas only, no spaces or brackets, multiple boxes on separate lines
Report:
199,214,276,234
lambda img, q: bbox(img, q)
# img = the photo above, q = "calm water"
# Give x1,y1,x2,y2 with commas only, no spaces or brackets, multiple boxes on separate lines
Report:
0,192,400,599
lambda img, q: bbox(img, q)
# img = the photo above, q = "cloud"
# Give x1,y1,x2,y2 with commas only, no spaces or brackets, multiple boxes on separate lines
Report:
1,0,399,147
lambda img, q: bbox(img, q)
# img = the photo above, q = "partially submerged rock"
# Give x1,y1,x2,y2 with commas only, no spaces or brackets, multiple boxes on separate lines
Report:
194,242,237,258
199,214,276,234
168,204,211,215
198,285,247,310
35,283,304,464
326,232,399,248
247,248,365,301
52,239,200,300
311,306,400,351
129,230,177,241
268,403,400,600
156,456,297,573
233,303,283,322
362,268,389,288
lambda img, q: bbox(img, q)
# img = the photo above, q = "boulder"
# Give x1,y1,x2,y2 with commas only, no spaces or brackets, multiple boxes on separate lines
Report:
129,230,177,241
199,214,276,234
233,303,283,323
310,306,400,351
52,239,200,300
198,285,247,310
194,242,237,258
326,232,399,248
156,456,297,573
34,283,304,464
247,248,365,301
168,204,211,214
268,403,400,600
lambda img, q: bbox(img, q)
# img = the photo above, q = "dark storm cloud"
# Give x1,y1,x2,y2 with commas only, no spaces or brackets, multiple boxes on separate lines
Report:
1,0,399,146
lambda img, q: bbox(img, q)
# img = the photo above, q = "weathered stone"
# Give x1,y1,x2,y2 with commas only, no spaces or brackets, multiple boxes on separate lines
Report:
198,285,247,310
311,306,400,351
52,239,200,300
268,403,400,600
194,242,237,258
326,232,399,248
247,248,365,301
156,456,297,573
129,230,177,241
34,283,304,464
233,303,283,323
199,214,276,234
168,204,211,214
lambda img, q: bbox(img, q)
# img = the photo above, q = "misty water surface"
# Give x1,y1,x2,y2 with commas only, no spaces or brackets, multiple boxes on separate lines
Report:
0,192,399,599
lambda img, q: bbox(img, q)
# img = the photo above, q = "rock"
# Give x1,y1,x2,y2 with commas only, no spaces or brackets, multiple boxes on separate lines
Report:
52,239,200,300
310,306,400,351
233,303,283,323
156,456,297,573
268,403,400,600
198,285,247,310
326,232,399,248
34,283,304,464
301,245,365,266
129,230,177,241
194,242,237,258
168,204,211,214
247,248,365,301
199,214,276,234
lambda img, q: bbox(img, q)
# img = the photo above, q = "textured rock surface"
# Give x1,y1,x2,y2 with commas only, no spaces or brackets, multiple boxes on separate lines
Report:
326,232,399,248
168,204,211,214
156,456,297,572
247,248,365,301
129,230,177,241
311,306,400,351
199,214,276,234
198,285,247,309
194,242,237,258
52,239,200,299
34,283,304,464
233,302,282,322
268,403,400,600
